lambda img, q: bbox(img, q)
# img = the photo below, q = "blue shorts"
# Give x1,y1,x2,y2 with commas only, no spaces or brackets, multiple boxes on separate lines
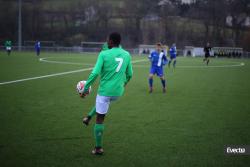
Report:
150,66,164,77
170,55,176,60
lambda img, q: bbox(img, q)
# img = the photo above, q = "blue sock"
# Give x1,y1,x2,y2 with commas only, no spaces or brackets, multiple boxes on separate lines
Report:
149,78,153,88
161,79,166,88
173,60,176,68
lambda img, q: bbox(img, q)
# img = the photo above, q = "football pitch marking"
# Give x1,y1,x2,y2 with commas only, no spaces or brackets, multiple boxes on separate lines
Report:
178,62,245,68
133,62,245,68
0,68,93,85
40,57,245,69
0,58,147,86
39,57,147,66
39,57,93,66
0,58,244,86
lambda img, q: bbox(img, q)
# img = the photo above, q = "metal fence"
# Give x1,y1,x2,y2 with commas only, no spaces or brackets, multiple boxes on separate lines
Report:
1,46,250,58
0,46,139,55
243,52,250,58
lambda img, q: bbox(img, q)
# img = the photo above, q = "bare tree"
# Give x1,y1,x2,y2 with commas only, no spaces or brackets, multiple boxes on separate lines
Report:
124,0,157,44
227,0,250,46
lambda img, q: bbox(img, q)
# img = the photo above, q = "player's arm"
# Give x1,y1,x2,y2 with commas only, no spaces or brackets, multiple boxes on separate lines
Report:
125,56,133,86
81,53,104,96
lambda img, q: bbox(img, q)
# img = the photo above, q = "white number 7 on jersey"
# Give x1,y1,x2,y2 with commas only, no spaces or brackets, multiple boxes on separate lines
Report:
115,58,123,72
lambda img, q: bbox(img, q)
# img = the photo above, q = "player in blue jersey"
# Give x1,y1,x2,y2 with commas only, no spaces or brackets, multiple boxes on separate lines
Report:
168,43,177,68
148,43,167,93
35,40,41,56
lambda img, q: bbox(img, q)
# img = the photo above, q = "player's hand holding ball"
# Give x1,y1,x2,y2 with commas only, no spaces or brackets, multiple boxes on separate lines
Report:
76,80,91,98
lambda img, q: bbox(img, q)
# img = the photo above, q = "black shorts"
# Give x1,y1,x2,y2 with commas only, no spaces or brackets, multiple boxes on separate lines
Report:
205,54,210,58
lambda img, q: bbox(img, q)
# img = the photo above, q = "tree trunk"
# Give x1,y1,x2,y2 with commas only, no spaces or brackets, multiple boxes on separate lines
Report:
135,17,141,43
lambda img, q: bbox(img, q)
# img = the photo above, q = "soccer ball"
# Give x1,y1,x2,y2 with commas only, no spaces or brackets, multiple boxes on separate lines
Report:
76,80,91,94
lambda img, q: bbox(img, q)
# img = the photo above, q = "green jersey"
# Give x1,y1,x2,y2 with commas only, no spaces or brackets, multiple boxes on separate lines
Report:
5,41,12,47
84,47,133,96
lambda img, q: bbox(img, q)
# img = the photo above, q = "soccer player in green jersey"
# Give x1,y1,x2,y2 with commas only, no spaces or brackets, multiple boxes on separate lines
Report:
80,32,133,155
4,40,12,56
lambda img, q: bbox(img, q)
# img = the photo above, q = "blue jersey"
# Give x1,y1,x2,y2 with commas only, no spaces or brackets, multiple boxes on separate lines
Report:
169,46,177,58
148,51,167,67
35,42,41,50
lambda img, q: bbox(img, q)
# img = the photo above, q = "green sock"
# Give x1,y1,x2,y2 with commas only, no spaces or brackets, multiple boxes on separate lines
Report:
88,106,96,118
94,124,104,148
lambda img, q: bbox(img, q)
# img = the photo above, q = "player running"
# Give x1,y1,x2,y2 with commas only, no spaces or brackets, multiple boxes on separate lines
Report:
168,43,177,68
148,43,167,93
203,42,212,65
80,32,133,155
4,40,12,56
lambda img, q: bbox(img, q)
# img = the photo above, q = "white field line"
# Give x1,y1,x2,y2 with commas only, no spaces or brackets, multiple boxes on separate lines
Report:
0,58,148,86
0,68,93,85
131,59,148,63
39,57,147,66
178,62,245,68
0,58,243,86
40,57,245,68
39,58,93,66
133,62,245,68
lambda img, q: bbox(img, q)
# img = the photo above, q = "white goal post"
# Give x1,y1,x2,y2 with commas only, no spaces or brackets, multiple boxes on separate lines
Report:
80,42,106,48
80,41,106,52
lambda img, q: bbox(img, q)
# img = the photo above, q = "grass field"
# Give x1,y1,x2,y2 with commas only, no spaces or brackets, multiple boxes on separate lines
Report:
0,51,250,167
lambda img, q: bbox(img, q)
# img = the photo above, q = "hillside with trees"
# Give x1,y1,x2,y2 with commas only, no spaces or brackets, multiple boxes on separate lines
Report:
0,0,249,50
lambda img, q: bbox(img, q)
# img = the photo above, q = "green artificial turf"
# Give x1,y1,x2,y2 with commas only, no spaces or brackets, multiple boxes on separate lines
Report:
0,51,249,166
